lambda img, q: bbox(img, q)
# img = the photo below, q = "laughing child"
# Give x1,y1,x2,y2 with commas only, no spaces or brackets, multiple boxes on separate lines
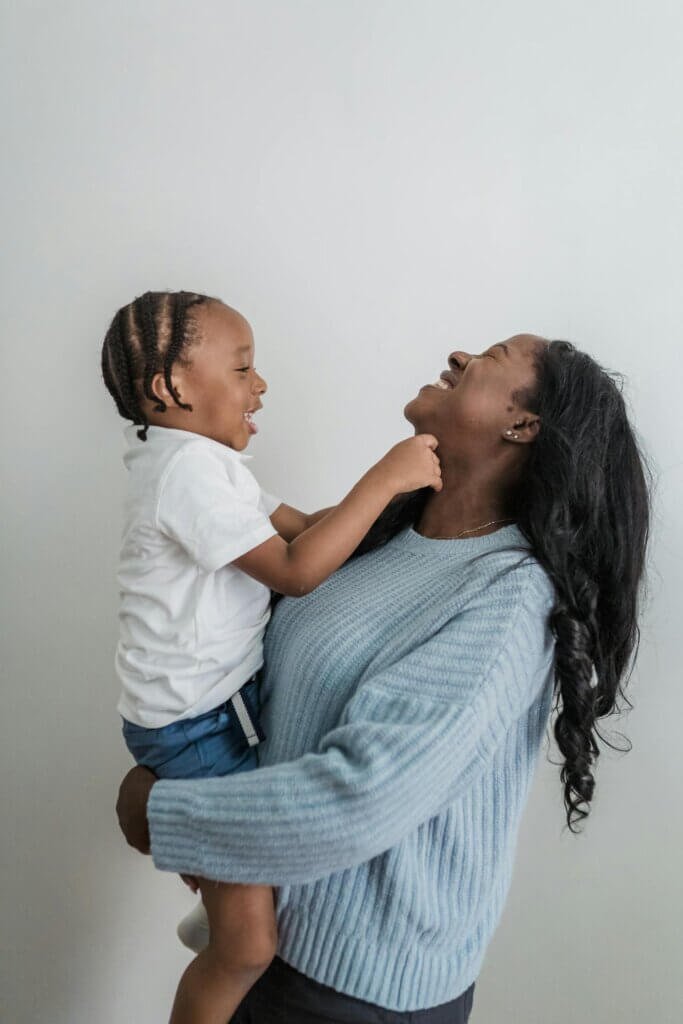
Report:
102,290,442,1024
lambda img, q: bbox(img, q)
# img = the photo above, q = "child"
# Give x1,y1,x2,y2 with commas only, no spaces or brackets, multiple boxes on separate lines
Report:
102,290,442,1024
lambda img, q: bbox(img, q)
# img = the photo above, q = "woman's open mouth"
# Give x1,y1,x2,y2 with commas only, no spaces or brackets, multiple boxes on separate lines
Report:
423,371,457,391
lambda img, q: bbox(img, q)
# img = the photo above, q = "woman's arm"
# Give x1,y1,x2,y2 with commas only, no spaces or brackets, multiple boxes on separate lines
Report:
142,570,554,886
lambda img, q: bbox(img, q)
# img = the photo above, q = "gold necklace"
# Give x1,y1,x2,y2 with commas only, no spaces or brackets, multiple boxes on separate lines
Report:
424,517,515,540
456,517,515,537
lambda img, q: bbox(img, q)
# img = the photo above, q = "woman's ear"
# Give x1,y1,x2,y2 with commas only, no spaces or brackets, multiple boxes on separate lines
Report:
502,416,541,444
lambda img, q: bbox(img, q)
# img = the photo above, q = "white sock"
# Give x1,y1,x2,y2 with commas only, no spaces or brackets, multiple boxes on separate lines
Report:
176,899,210,953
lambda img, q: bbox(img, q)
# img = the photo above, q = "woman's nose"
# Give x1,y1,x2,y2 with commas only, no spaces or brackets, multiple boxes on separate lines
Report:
448,351,471,370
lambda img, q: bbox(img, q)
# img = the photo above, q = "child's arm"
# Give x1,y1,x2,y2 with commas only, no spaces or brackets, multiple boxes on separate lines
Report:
233,434,441,597
269,504,335,543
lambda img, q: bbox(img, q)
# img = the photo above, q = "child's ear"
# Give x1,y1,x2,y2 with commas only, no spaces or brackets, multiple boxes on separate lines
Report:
150,371,180,408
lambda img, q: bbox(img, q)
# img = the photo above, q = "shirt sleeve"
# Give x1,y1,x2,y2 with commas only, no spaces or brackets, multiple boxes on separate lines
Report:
260,490,283,517
156,445,278,573
147,568,555,885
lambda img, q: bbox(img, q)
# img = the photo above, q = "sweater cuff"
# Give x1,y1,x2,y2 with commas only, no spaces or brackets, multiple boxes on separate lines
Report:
148,778,208,877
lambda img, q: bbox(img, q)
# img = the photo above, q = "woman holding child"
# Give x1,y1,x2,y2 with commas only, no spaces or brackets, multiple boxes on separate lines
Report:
114,297,649,1023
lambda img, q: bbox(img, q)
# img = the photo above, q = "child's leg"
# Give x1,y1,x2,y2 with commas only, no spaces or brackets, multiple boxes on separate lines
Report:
169,880,277,1024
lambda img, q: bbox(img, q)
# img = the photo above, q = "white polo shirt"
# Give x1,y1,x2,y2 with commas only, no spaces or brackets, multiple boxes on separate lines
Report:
115,426,282,728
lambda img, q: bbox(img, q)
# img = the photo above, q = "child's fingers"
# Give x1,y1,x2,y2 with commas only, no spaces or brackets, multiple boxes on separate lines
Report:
431,451,442,490
417,433,439,450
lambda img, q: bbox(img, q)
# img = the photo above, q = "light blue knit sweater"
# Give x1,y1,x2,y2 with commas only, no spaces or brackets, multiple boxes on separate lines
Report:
149,524,556,1011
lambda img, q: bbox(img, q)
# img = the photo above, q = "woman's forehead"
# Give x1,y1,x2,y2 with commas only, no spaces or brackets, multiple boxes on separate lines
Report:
501,333,547,352
487,334,546,366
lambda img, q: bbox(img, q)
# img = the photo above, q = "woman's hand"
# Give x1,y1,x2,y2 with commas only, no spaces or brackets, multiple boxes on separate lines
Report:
116,765,157,854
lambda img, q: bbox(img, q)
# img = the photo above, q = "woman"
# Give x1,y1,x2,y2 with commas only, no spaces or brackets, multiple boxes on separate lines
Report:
117,334,650,1022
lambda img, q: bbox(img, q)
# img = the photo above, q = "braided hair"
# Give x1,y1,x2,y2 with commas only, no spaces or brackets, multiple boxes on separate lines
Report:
101,290,219,440
351,340,651,832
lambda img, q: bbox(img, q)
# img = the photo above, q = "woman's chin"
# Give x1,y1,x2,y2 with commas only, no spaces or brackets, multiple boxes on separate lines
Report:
403,401,416,426
403,394,430,428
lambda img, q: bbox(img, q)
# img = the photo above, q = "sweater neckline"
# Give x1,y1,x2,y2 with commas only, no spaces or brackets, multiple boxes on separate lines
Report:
397,523,527,557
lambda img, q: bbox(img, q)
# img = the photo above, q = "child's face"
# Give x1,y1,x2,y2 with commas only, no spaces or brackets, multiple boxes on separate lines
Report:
150,301,267,450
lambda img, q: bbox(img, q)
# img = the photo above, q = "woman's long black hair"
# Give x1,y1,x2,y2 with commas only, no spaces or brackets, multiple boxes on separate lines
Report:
352,341,651,832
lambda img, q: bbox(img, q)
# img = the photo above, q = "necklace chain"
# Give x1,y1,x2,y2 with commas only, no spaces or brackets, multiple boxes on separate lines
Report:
426,517,515,540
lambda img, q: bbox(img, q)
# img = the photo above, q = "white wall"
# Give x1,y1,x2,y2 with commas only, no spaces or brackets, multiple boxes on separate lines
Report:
2,2,680,1021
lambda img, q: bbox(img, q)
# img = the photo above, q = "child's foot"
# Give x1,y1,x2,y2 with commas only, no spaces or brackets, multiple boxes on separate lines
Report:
176,900,209,953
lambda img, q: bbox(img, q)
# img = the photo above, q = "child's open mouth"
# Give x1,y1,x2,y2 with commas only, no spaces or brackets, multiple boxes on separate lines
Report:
244,410,258,435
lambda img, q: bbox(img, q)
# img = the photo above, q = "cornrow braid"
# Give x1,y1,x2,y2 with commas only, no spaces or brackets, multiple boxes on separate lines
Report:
101,308,139,423
134,292,165,416
101,309,129,419
100,289,218,441
164,291,204,412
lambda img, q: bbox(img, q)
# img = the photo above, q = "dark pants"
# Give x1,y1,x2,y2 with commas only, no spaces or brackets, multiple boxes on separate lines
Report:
230,956,475,1023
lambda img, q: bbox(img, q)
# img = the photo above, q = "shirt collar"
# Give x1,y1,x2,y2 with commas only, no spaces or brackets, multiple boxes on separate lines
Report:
124,424,254,461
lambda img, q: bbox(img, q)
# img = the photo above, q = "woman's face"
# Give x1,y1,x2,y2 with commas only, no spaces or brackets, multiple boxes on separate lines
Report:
404,334,545,456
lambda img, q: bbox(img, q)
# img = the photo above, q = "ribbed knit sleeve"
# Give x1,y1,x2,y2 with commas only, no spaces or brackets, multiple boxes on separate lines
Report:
148,566,554,885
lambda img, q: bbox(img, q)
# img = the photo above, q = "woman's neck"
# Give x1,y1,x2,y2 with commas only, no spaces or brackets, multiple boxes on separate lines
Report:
415,465,516,540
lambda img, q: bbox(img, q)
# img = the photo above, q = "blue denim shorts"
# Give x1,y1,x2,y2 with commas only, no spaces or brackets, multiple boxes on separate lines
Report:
122,676,264,780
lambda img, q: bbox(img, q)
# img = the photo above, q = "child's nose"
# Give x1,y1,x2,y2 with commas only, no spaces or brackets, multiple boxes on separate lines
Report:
254,372,267,394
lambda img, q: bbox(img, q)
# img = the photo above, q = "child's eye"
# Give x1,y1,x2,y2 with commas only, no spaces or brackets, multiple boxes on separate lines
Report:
237,366,250,373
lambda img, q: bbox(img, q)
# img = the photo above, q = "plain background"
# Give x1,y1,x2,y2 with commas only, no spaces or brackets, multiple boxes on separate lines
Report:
2,2,681,1021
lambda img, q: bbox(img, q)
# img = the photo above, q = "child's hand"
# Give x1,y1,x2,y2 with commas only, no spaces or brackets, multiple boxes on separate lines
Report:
373,435,442,495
